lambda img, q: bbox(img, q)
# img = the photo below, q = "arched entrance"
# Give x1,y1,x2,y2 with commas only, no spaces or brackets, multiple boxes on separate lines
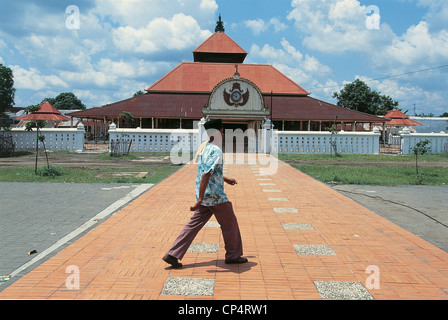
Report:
204,72,270,153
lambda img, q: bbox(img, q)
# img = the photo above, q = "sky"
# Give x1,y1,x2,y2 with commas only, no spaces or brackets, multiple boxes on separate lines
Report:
0,0,447,116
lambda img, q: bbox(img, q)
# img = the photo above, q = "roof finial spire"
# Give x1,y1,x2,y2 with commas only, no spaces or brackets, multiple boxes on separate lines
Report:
215,14,225,33
234,64,240,79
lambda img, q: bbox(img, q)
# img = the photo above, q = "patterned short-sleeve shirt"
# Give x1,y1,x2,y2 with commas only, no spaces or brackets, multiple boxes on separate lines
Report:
195,142,228,206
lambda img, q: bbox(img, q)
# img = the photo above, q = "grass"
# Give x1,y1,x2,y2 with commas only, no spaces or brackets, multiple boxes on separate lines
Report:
0,151,184,184
292,164,448,185
0,165,182,184
279,153,448,186
278,153,448,163
1,151,447,185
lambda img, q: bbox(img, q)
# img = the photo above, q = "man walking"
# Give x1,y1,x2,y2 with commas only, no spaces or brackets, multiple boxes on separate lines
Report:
163,119,247,268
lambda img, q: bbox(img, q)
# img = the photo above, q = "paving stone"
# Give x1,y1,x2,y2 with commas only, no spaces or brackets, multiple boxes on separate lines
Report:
314,281,374,300
268,197,289,201
293,244,336,255
161,278,215,296
274,208,299,213
204,221,220,228
282,223,313,230
187,243,219,253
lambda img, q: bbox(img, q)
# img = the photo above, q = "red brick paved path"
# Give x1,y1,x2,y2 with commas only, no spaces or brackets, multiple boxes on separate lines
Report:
1,156,447,300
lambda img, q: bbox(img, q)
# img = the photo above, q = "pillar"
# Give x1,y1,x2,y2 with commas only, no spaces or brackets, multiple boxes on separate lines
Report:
75,123,85,153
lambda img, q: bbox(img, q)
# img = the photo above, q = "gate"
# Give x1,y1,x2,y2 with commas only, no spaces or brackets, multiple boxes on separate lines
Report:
0,131,15,156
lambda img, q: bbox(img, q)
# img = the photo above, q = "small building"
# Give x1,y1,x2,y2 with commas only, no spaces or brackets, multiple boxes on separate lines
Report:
68,17,385,138
16,101,70,128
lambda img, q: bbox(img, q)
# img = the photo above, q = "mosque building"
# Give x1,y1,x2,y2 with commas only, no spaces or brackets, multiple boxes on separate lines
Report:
68,16,385,137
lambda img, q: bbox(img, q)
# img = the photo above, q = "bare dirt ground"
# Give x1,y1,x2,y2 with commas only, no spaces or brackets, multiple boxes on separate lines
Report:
1,150,448,169
0,151,173,169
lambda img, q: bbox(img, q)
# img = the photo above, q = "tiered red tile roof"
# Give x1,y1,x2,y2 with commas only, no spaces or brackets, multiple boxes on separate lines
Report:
68,20,386,125
147,62,309,96
383,109,422,126
17,101,70,122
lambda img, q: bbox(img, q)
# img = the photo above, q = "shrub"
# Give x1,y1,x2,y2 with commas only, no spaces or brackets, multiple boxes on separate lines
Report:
38,166,64,177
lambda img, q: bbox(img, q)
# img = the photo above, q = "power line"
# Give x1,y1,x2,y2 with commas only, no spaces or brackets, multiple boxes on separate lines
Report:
312,63,448,90
371,64,448,81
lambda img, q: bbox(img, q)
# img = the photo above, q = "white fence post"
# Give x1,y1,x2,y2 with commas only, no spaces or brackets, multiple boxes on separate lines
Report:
197,117,206,150
75,123,85,153
400,127,411,154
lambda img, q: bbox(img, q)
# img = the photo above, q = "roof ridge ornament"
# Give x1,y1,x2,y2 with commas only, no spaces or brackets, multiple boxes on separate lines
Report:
215,14,225,33
234,64,240,79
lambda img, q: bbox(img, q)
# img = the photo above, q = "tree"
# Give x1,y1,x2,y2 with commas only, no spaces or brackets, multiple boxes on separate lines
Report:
42,92,86,110
325,115,340,157
374,94,400,116
411,139,431,176
333,79,399,115
119,111,134,128
0,64,16,115
414,112,435,117
24,105,48,175
133,90,145,97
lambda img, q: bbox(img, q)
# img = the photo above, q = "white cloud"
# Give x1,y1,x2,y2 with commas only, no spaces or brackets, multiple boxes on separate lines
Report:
284,0,448,114
3,1,212,107
273,63,312,86
244,17,287,35
302,55,332,75
95,0,217,28
10,65,68,90
249,38,333,99
417,0,448,31
244,19,267,35
269,18,287,33
353,75,446,114
200,0,218,11
250,38,331,77
280,38,303,63
287,0,395,53
97,59,136,79
96,58,171,79
113,13,212,54
287,0,448,70
373,21,448,68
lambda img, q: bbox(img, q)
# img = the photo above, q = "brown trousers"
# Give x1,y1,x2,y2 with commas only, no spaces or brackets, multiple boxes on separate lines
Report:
166,201,243,260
